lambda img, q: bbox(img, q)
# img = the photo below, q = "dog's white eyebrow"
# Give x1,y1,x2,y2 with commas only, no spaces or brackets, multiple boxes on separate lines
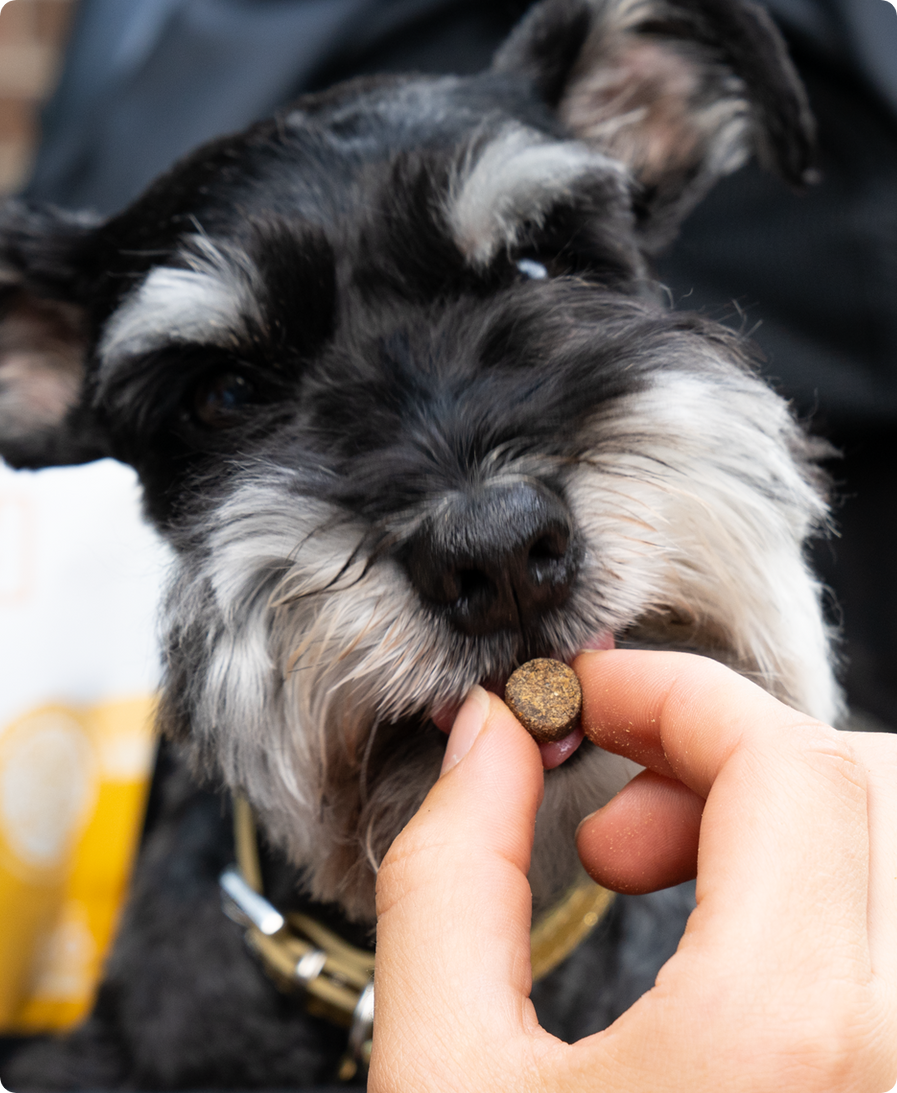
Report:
445,124,628,268
98,235,264,375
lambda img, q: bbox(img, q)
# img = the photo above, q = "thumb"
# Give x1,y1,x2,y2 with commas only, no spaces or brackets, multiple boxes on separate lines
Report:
370,686,546,1091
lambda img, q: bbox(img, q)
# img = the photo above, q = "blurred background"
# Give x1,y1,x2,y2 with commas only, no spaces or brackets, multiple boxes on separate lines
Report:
0,0,895,1062
0,0,164,1046
0,0,74,197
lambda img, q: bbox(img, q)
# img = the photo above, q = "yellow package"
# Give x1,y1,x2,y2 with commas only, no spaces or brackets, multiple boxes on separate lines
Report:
0,696,155,1032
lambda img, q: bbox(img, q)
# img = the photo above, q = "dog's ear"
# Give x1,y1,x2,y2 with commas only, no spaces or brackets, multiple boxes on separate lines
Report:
494,0,816,249
0,201,107,468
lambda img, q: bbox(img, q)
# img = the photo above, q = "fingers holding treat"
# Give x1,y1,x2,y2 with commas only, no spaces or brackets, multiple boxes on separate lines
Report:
504,655,703,893
573,651,886,988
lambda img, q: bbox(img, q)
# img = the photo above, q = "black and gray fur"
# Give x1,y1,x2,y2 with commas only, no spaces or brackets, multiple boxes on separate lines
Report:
0,0,838,1086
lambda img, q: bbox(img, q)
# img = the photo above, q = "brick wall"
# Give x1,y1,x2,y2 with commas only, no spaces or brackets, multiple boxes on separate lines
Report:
0,0,76,195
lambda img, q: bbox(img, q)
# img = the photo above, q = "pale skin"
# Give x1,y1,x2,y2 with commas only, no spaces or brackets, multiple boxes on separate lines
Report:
370,651,897,1093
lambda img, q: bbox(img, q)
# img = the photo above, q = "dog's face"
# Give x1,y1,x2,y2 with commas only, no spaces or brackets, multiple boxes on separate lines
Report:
0,0,838,920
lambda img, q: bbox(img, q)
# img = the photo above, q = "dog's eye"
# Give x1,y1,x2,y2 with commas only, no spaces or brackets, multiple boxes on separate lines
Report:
516,258,549,281
192,371,257,429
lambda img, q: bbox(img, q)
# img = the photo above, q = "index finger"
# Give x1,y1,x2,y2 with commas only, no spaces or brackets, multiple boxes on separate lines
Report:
574,650,877,992
575,648,800,797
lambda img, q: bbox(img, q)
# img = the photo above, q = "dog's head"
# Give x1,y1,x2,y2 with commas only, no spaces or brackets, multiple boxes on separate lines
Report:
0,0,837,920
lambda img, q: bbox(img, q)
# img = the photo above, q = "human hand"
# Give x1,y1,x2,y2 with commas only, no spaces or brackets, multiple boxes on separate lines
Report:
370,651,897,1093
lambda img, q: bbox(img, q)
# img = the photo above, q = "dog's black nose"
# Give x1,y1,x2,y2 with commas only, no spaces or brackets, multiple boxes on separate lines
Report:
403,483,576,635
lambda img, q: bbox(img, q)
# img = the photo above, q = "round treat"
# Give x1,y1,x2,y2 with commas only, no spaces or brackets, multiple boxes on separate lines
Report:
505,659,582,743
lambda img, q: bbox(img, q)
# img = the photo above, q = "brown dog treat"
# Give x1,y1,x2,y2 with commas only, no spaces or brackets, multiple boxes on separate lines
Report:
505,659,582,743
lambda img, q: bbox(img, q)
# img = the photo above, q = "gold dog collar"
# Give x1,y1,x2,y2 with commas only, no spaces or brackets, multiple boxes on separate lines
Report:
220,794,614,1080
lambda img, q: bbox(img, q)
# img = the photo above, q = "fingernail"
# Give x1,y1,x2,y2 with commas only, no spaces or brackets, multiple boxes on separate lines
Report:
440,685,490,775
574,808,601,840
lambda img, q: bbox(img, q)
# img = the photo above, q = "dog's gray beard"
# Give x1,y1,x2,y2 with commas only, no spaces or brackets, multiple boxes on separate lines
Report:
164,367,840,923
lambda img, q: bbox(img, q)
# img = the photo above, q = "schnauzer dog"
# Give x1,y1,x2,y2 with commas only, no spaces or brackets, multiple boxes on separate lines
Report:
0,0,839,1086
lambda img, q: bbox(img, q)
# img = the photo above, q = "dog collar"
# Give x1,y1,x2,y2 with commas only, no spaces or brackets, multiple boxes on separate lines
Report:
220,794,614,1081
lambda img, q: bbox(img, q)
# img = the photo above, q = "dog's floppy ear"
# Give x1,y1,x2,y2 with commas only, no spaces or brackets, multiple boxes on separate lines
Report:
494,0,816,248
0,200,107,468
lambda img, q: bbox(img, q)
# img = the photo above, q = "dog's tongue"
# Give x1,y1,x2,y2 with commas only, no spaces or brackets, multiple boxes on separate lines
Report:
432,704,462,734
537,726,584,769
579,632,616,653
